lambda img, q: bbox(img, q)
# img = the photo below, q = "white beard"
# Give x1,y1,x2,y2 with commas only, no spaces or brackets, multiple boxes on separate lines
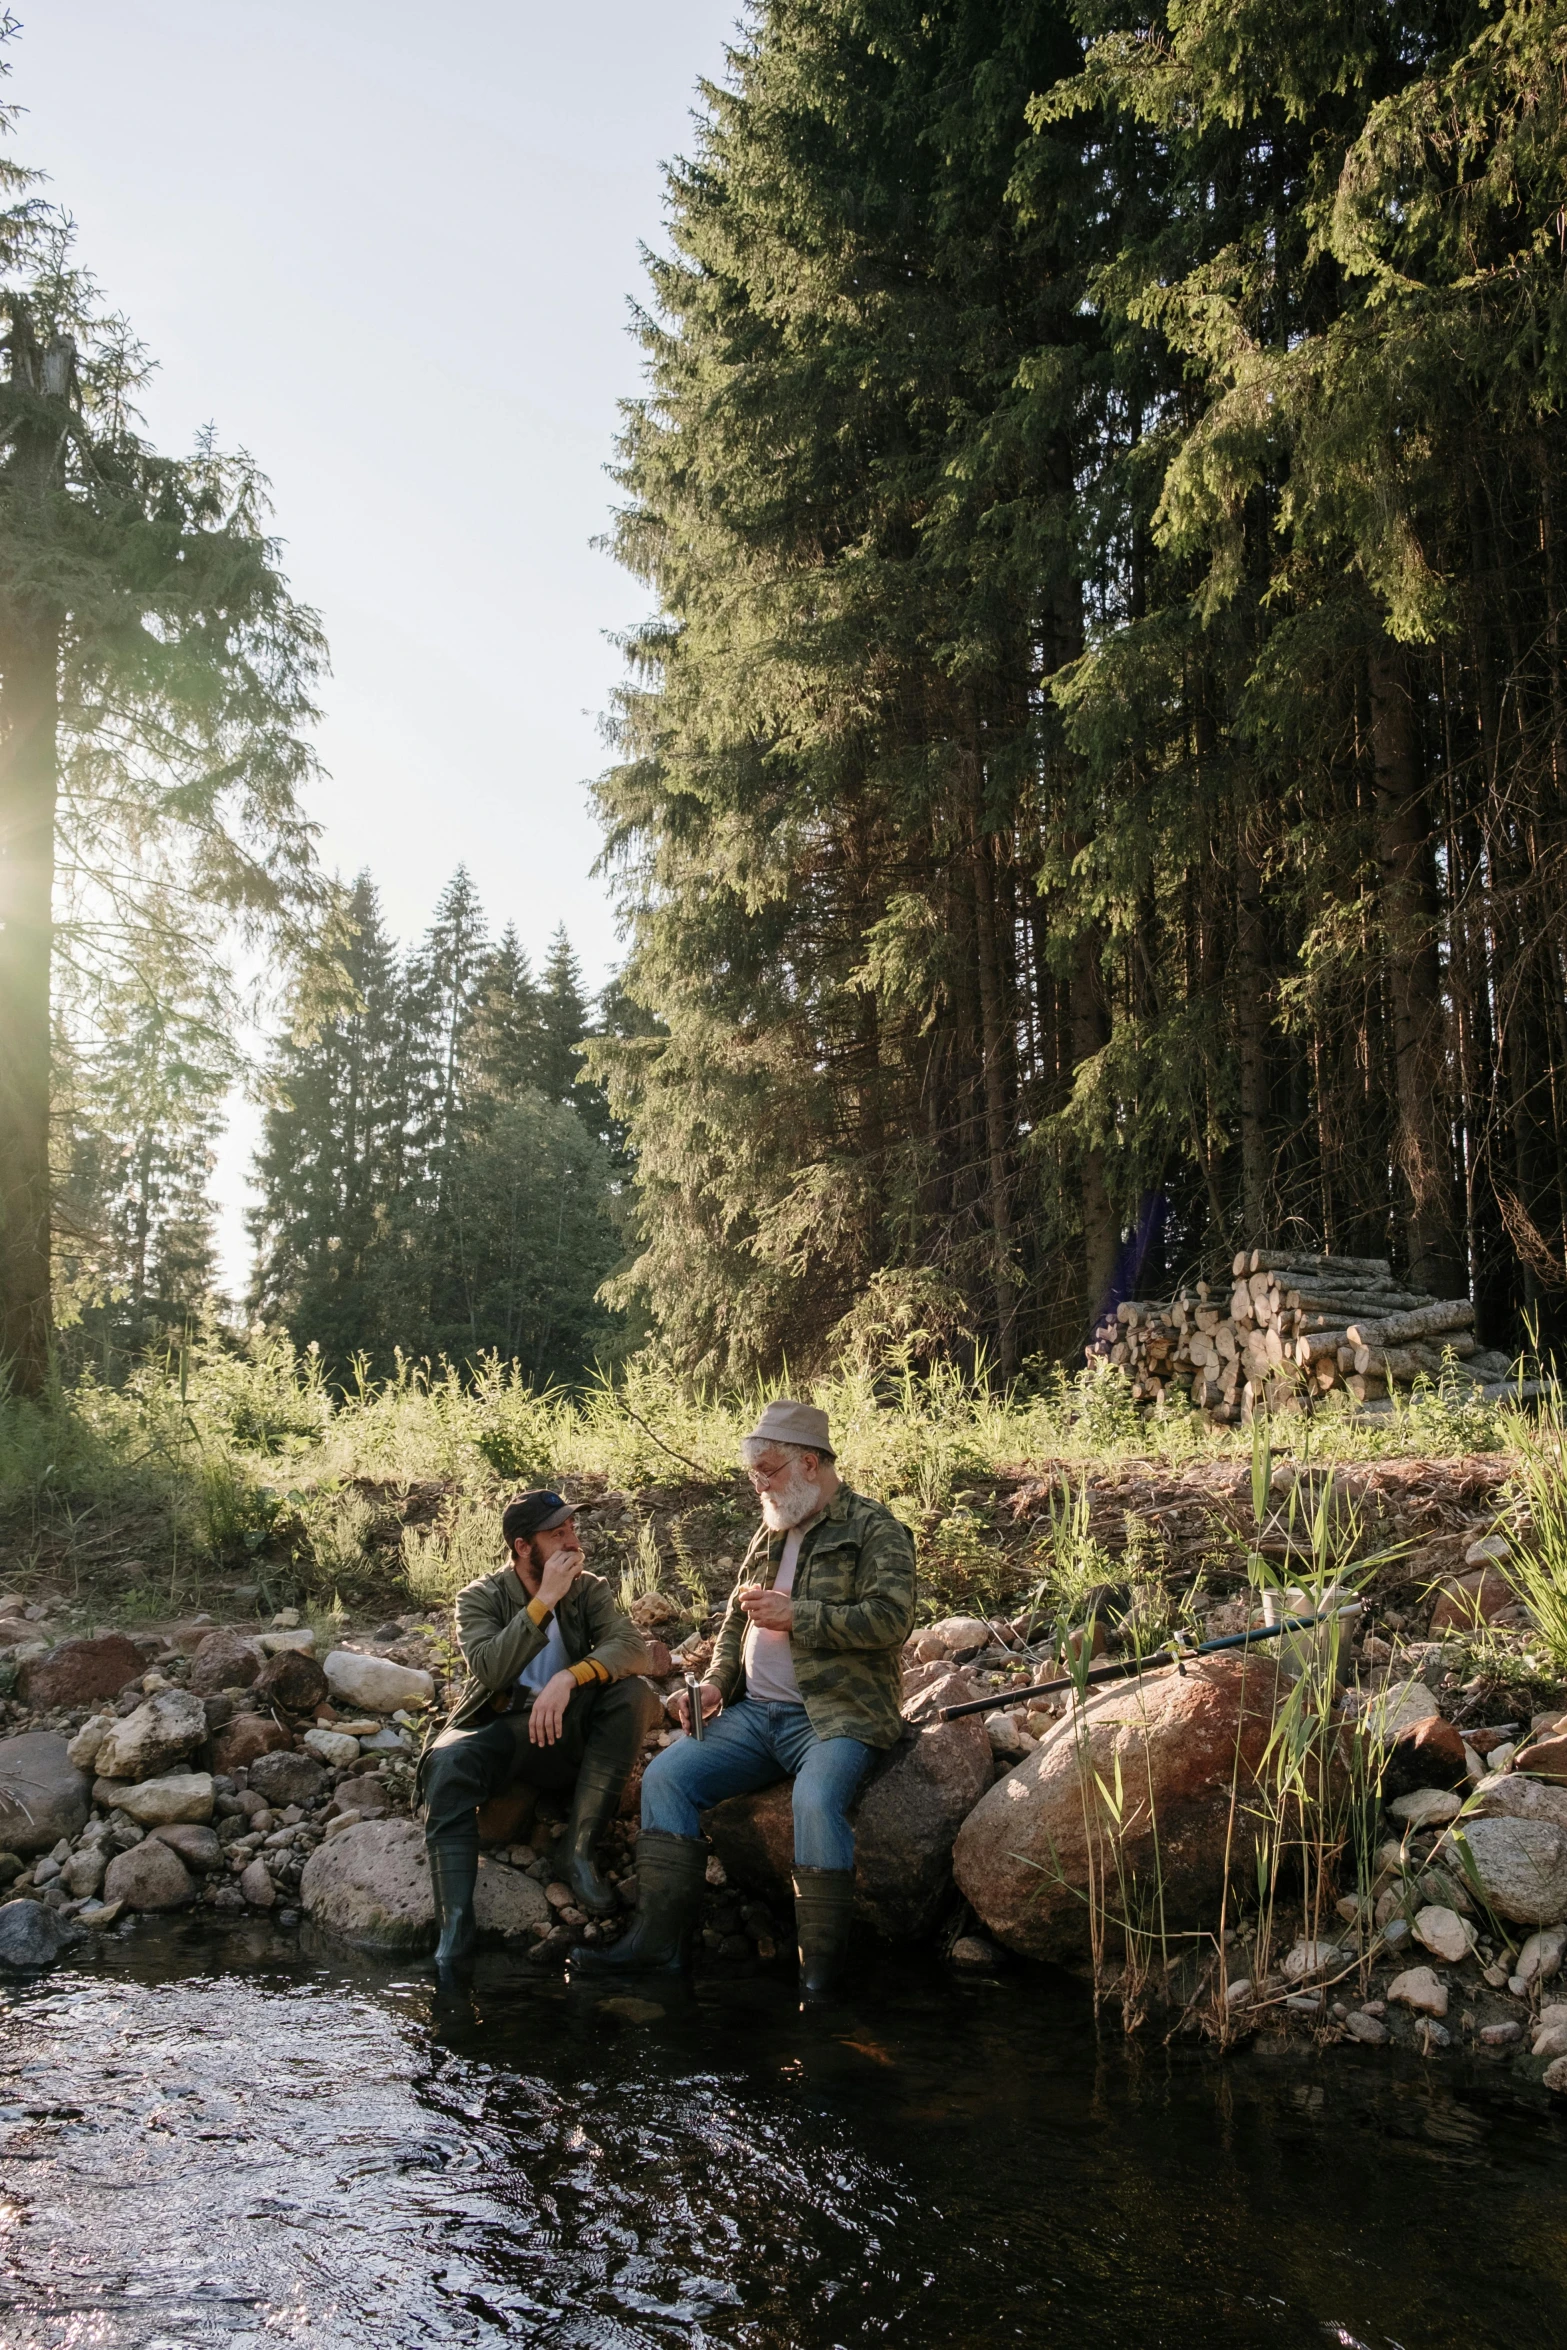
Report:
758,1462,822,1532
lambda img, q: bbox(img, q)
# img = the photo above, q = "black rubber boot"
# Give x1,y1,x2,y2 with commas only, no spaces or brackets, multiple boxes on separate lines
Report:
563,1754,634,1918
428,1837,478,1973
573,1832,705,1974
793,1868,855,1998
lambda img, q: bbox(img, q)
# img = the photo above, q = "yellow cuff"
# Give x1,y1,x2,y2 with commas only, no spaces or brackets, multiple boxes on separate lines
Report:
569,1659,610,1686
526,1598,551,1627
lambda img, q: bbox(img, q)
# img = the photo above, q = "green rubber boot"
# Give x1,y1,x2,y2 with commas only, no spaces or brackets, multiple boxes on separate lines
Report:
428,1837,478,1973
793,1868,855,1998
573,1832,705,1974
563,1752,634,1919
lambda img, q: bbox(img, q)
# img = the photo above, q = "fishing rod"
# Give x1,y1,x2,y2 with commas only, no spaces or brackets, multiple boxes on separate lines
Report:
935,1602,1364,1720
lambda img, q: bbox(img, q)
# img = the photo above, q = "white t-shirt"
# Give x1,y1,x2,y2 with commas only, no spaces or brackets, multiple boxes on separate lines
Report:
743,1525,804,1705
517,1609,569,1694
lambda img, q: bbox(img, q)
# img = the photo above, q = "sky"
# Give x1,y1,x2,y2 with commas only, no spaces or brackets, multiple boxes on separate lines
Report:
21,0,739,1290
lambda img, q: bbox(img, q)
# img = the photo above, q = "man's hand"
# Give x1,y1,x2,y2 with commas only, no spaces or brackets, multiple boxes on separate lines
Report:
534,1543,584,1614
673,1679,723,1733
737,1583,794,1632
528,1669,578,1746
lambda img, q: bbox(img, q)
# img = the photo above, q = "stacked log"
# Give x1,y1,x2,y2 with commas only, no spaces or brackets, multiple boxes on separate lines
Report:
1087,1251,1514,1421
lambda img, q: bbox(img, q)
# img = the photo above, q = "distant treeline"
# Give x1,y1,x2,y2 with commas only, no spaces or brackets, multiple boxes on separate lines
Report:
61,869,644,1385
591,0,1567,1381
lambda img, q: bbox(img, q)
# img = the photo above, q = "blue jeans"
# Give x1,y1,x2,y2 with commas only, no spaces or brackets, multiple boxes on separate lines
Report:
640,1698,873,1872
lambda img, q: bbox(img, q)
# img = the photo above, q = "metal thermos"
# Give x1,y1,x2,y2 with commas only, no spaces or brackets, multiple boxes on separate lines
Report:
684,1671,705,1742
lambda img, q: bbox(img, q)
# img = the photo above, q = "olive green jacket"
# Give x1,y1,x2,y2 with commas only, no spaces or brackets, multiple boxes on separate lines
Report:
439,1564,653,1735
710,1484,917,1748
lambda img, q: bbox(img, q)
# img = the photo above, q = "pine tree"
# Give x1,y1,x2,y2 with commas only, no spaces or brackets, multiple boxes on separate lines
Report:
249,878,422,1368
467,925,544,1103
0,50,322,1389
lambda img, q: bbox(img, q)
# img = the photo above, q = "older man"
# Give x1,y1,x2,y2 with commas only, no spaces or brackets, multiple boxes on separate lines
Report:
421,1490,658,1970
580,1400,916,1995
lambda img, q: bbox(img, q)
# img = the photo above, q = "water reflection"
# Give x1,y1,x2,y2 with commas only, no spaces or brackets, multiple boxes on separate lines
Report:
0,1922,1562,2347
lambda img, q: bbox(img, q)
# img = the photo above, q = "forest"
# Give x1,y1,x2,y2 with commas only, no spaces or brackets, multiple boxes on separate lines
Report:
3,0,1567,1398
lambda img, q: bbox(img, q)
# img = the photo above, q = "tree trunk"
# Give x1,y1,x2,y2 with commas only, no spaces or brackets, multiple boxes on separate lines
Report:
0,603,60,1393
1367,642,1462,1293
970,815,1017,1374
1069,927,1117,1341
1234,817,1269,1239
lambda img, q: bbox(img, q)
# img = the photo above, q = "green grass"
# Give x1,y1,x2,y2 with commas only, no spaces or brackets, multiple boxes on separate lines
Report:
0,1330,1549,1632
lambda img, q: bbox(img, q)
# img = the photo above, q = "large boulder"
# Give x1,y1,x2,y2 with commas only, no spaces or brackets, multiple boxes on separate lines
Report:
188,1630,264,1694
299,1818,549,1951
253,1649,329,1713
323,1650,434,1714
0,1898,71,1969
93,1688,207,1784
247,1750,328,1810
0,1732,92,1855
103,1837,197,1912
210,1714,291,1776
17,1633,145,1709
702,1670,993,1939
1442,1815,1567,1926
952,1654,1282,1963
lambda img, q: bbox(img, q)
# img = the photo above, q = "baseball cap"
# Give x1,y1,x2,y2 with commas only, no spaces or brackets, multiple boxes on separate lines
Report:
501,1490,582,1547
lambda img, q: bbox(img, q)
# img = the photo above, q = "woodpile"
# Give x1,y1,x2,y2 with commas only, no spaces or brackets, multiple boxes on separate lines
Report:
1087,1251,1517,1421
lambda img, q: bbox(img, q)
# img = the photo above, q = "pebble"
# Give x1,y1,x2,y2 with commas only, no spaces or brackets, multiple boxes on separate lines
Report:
1224,1978,1253,2008
1345,2012,1388,2046
950,1935,1000,1969
1480,2021,1522,2046
1544,2057,1567,2095
239,1859,276,1908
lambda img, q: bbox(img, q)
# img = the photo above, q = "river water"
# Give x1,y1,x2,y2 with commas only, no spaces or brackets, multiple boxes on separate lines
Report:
1,1920,1563,2348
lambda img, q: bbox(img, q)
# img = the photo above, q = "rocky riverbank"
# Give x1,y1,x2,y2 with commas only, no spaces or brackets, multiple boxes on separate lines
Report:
2,1452,1565,2106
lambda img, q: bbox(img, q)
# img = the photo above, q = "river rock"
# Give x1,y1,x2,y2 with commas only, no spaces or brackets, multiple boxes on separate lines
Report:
1389,1786,1462,1829
103,1836,197,1911
0,1899,69,1968
1388,1964,1448,2016
952,1654,1280,1963
188,1630,264,1694
65,1714,115,1772
1443,1815,1567,1925
906,1616,994,1665
153,1823,222,1870
246,1750,327,1810
1516,1925,1566,1985
302,1727,360,1768
254,1649,329,1713
93,1688,207,1784
239,1857,276,1907
17,1632,146,1709
1413,1904,1471,1963
1381,1714,1469,1799
260,1626,316,1654
299,1819,549,1950
1362,1678,1442,1741
1428,1566,1515,1632
702,1670,992,1938
1519,1732,1567,1785
323,1650,434,1713
111,1772,215,1827
210,1715,290,1775
1283,1938,1348,1981
1466,1772,1567,1829
61,1845,106,1898
0,1732,92,1855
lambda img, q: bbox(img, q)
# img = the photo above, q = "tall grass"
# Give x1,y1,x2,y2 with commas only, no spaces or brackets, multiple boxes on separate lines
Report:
0,1328,1543,1621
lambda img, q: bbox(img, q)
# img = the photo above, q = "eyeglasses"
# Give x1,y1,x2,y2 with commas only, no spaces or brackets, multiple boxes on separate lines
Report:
745,1455,792,1487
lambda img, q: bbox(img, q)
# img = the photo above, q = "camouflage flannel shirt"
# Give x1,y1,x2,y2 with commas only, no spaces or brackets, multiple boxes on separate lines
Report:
437,1564,652,1736
710,1483,917,1749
